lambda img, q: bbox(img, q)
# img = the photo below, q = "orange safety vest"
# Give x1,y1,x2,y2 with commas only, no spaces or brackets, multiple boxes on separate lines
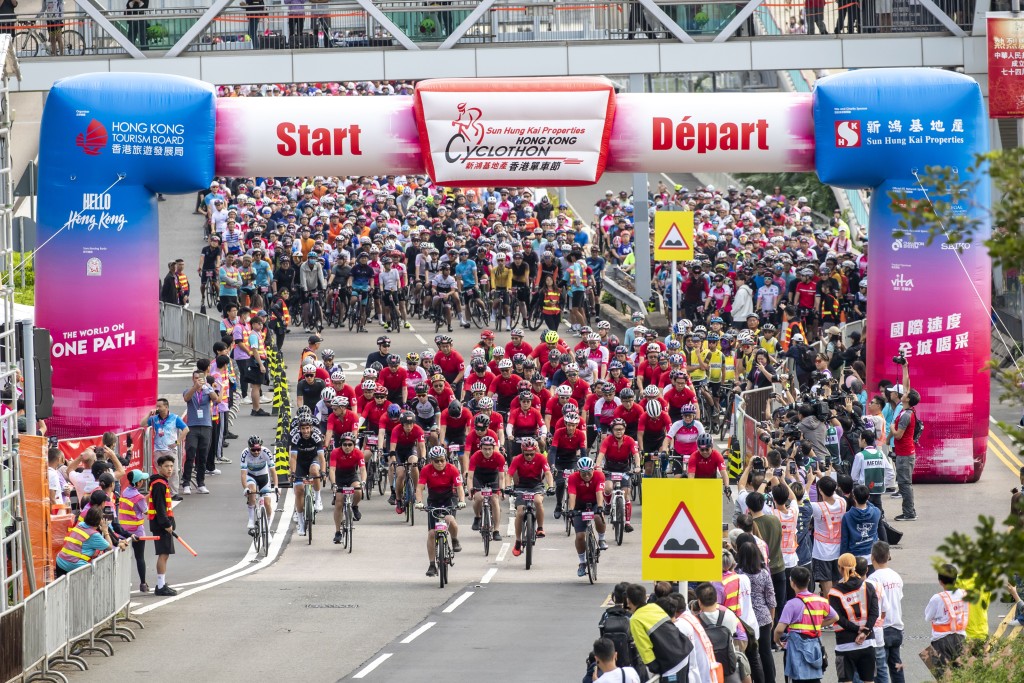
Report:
781,320,806,351
774,505,798,556
176,272,190,298
933,591,969,634
542,289,561,315
788,593,830,637
147,481,174,521
813,499,846,544
828,585,869,632
722,572,742,614
118,489,146,533
56,524,101,565
680,611,723,683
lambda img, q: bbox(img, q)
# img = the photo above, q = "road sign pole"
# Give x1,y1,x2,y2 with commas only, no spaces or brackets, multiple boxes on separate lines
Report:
632,172,651,302
670,261,677,331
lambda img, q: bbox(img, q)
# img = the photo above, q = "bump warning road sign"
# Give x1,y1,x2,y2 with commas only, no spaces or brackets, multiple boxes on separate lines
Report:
641,479,722,582
653,211,694,262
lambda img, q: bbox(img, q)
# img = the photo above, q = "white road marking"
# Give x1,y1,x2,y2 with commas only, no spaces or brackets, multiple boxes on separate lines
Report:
134,490,293,614
400,621,436,644
443,591,474,613
352,653,393,679
991,416,999,424
495,543,510,562
480,567,498,584
415,334,427,345
506,517,515,536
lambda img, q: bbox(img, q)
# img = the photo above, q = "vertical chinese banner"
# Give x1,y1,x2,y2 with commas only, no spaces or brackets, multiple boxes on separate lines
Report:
988,13,1024,118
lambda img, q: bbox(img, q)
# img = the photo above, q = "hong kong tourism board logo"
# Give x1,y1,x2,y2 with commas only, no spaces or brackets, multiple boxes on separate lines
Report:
76,119,109,156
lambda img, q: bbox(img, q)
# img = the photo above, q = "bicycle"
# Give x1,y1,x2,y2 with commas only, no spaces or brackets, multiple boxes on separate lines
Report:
382,290,402,333
392,460,417,526
15,15,85,57
362,436,382,500
300,476,317,545
607,473,627,546
325,287,345,328
201,270,219,313
578,508,601,584
334,484,356,554
348,289,370,332
558,468,575,537
428,506,456,588
509,488,540,570
478,486,497,557
247,488,277,560
432,293,454,333
464,289,488,329
718,385,737,442
630,469,643,504
302,290,325,333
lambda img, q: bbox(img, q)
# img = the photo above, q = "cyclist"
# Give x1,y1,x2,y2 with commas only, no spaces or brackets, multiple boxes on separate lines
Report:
666,404,705,476
378,257,405,331
289,416,326,536
530,330,568,369
241,436,278,532
490,358,523,416
585,333,609,381
637,398,671,478
550,411,587,518
505,328,534,358
298,253,327,332
466,435,506,541
434,336,466,397
544,384,578,434
409,383,440,431
439,400,472,474
428,373,456,412
365,336,391,370
454,248,480,314
466,411,501,455
688,433,729,494
507,438,555,556
700,332,727,419
431,262,468,331
404,353,430,396
326,396,359,447
490,253,513,327
415,446,467,578
296,363,326,409
595,417,639,533
314,386,336,433
348,252,375,331
613,388,643,441
568,456,608,577
507,390,546,458
389,411,426,512
329,433,366,543
379,354,409,406
663,371,698,422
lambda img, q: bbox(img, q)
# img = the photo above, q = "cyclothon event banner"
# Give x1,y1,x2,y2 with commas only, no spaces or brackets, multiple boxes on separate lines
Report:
414,77,616,186
215,95,423,177
36,73,215,437
987,14,1024,118
606,93,815,174
814,69,990,482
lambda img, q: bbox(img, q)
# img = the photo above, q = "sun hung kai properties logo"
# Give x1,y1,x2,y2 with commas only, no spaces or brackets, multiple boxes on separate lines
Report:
442,102,583,170
76,119,108,156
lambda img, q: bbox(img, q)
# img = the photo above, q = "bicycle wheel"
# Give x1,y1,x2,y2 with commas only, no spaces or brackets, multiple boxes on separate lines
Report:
614,497,624,546
468,298,484,328
364,461,375,501
526,302,543,331
437,537,448,588
564,503,572,536
586,530,598,584
406,477,415,527
347,301,357,331
259,505,270,558
481,505,491,557
377,460,387,496
60,29,84,56
524,510,535,570
305,491,314,545
14,30,38,58
344,503,353,553
252,507,263,556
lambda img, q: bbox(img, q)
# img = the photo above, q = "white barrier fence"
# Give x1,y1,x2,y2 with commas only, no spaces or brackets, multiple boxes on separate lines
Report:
2,547,141,683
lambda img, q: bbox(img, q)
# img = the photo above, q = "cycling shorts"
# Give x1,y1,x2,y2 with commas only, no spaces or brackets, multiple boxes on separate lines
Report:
471,471,500,492
333,470,361,488
391,444,416,463
602,459,631,474
427,493,457,512
293,458,321,482
515,284,530,303
246,472,274,495
570,290,585,308
572,505,603,533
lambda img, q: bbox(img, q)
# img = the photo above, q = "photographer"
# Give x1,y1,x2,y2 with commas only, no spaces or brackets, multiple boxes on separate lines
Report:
889,354,918,522
796,401,829,465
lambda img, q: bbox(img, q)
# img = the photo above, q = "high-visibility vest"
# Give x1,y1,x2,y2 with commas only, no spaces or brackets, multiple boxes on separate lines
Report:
859,447,886,491
118,489,146,533
679,611,723,683
542,289,561,315
933,591,969,635
57,524,101,565
758,335,779,356
723,353,736,382
147,481,174,521
176,272,190,299
774,505,798,556
828,585,869,632
687,349,706,381
788,593,830,637
781,321,806,351
705,350,725,383
722,572,742,614
813,499,846,544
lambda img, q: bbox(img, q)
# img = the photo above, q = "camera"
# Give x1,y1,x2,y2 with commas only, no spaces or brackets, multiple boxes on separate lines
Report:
206,375,217,385
892,351,907,366
751,456,766,476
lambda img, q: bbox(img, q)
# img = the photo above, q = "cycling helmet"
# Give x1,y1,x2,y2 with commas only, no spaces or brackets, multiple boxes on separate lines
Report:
608,361,624,371
564,362,580,373
586,333,601,342
321,348,335,360
302,363,317,374
314,361,326,370
321,387,337,402
297,406,313,418
331,396,348,408
707,333,721,342
364,367,379,378
471,358,487,371
493,346,506,356
478,397,494,410
448,400,463,417
381,257,393,265
681,403,697,415
615,346,628,354
580,326,593,336
470,381,488,393
428,446,448,460
415,383,429,395
400,411,416,425
518,390,534,402
666,340,682,352
574,350,588,363
543,330,560,344
422,350,435,360
632,338,645,349
696,433,713,449
247,435,263,448
564,412,580,424
474,414,491,429
479,436,497,448
560,352,574,364
511,328,525,337
669,354,683,366
471,348,485,360
619,388,635,400
361,380,377,391
512,353,527,365
330,369,346,381
480,330,495,340
406,352,420,363
596,321,611,330
373,385,387,397
601,383,614,394
693,325,707,335
520,437,538,451
376,335,391,346
646,343,662,354
339,432,357,444
610,418,627,428
556,384,573,397
642,385,660,398
524,360,537,370
497,359,513,370
710,316,724,325
577,456,595,471
646,401,663,418
438,335,454,345
387,404,401,419
387,354,401,365
517,380,531,392
762,323,777,332
299,415,316,427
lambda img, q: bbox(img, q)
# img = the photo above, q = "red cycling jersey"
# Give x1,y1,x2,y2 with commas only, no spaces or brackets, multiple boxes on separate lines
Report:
688,449,725,478
326,410,359,440
489,373,524,397
567,470,606,505
418,462,463,493
600,435,638,463
638,411,672,437
468,450,507,474
614,403,644,429
355,391,375,413
329,447,365,472
508,453,551,487
433,351,466,381
505,340,535,358
664,386,697,411
546,396,579,424
360,399,391,428
508,406,544,436
465,428,500,455
378,367,407,392
390,424,426,447
440,408,472,432
466,370,496,391
429,384,455,411
565,378,590,405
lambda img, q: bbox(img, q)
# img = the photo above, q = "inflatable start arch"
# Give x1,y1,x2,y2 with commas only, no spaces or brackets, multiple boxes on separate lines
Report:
37,69,990,482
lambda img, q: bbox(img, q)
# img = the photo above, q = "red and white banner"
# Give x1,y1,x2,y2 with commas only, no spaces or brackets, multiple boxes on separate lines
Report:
606,93,815,173
988,13,1024,118
413,77,616,186
214,96,424,177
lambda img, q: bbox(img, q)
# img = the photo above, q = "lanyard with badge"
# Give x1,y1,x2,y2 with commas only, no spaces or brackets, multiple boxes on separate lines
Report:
193,386,206,420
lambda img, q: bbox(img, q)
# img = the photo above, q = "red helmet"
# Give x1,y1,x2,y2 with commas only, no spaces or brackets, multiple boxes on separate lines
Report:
480,330,495,340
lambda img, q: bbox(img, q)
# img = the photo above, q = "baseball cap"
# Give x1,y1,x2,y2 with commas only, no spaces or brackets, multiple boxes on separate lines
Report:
308,334,323,345
129,470,150,485
890,384,904,396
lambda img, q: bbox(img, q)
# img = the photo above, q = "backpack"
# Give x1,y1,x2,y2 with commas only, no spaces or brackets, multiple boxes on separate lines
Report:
699,610,738,676
910,408,924,445
799,345,817,372
599,608,649,682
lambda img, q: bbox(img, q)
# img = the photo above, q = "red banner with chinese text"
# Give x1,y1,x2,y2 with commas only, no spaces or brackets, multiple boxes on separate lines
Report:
988,14,1024,118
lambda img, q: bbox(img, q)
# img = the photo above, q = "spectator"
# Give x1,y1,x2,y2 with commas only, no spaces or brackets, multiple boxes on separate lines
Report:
54,505,125,577
840,484,881,563
923,564,968,678
143,398,189,501
889,359,917,522
589,637,642,682
773,566,838,682
625,583,694,679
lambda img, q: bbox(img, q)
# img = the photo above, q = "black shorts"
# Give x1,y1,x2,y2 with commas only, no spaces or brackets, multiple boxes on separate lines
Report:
151,522,175,555
514,484,544,505
835,646,876,683
570,290,584,308
472,472,500,492
392,445,416,463
571,505,603,533
294,459,320,481
334,470,360,487
245,472,273,494
603,460,630,475
515,285,530,303
427,493,457,511
812,558,840,583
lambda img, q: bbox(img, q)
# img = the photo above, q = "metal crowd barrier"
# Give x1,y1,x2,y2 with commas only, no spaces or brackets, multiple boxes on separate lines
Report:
1,604,24,682
159,301,223,361
734,385,773,465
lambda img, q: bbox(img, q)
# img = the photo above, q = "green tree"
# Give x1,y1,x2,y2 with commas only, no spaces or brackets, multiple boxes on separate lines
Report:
733,172,839,215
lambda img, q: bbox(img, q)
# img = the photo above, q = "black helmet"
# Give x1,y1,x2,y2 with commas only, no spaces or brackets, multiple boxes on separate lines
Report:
448,400,463,418
474,414,490,429
400,411,415,425
377,335,391,346
697,433,713,449
247,435,263,449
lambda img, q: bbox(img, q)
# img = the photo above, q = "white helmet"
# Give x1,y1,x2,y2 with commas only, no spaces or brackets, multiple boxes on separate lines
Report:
302,363,316,374
321,387,337,402
556,384,573,397
497,359,513,369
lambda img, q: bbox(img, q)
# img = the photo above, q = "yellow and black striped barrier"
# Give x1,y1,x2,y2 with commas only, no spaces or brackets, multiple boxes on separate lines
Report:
267,346,292,486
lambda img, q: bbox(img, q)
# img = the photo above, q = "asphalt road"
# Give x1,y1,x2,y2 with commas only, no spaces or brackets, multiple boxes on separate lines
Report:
63,190,1024,683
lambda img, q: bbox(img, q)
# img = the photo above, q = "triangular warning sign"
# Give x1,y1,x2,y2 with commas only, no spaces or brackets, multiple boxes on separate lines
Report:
649,501,714,559
658,223,690,251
